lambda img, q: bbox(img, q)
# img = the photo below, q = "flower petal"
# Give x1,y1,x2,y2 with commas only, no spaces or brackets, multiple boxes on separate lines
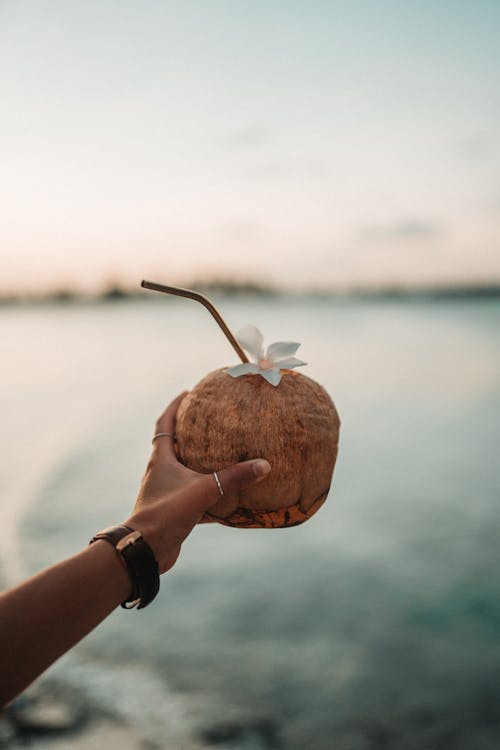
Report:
260,368,282,386
225,363,260,378
274,356,307,369
236,325,264,360
265,341,301,361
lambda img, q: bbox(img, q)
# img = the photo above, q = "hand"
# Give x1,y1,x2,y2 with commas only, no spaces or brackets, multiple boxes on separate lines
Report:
124,392,271,573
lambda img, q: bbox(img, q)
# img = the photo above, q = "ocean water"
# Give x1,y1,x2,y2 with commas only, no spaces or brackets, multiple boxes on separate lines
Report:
1,296,500,749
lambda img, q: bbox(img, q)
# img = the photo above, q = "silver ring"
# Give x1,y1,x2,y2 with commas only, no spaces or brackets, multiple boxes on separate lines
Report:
152,432,176,444
213,471,224,496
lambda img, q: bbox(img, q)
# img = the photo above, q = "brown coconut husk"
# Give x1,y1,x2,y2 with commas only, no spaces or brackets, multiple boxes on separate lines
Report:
176,368,340,528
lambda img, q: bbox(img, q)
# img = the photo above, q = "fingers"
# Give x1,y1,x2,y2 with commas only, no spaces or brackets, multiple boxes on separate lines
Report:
187,458,271,516
152,391,188,461
155,391,188,432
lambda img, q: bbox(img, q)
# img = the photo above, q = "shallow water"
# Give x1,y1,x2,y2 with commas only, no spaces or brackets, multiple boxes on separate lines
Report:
1,296,500,748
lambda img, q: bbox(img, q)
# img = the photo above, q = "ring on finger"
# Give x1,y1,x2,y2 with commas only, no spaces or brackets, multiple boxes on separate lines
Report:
152,432,177,444
213,471,224,496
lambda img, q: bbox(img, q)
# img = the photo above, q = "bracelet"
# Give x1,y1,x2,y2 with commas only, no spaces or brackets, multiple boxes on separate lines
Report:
89,524,160,609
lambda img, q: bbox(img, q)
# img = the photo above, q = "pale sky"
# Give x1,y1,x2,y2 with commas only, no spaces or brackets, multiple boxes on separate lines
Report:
1,0,499,293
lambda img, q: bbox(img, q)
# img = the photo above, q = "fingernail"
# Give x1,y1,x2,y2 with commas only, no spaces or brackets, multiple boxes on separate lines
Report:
252,459,271,477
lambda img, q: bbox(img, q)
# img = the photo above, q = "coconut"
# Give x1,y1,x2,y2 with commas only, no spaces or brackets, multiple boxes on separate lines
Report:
176,367,340,528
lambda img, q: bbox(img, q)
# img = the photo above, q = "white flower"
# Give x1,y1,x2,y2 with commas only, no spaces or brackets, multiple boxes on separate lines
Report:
225,324,307,386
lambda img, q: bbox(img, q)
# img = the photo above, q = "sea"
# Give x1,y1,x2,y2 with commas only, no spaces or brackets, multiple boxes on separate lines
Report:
1,294,499,749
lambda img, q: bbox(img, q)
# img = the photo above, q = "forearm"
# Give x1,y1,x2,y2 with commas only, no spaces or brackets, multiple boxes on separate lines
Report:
0,395,269,709
0,541,130,707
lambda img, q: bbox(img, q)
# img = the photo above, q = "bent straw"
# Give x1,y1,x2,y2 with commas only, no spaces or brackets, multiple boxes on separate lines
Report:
141,280,249,364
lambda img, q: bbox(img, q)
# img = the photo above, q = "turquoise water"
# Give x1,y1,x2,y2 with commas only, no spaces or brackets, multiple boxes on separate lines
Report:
1,297,499,748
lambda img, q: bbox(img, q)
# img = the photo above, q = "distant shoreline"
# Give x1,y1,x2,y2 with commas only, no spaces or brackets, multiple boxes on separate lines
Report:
1,280,500,306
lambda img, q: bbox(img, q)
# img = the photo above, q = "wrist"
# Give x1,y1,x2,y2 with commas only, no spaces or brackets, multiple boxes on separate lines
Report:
89,525,160,609
86,541,132,604
123,512,181,576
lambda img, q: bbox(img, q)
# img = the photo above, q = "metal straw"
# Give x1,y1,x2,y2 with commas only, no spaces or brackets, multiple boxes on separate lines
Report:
141,280,249,363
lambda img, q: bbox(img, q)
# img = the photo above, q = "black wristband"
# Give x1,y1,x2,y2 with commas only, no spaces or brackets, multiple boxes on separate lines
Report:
89,525,160,609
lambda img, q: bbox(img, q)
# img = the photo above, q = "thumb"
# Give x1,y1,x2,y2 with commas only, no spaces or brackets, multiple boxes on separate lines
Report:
216,458,271,497
189,458,271,516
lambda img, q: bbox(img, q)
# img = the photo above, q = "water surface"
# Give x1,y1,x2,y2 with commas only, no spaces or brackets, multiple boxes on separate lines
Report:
1,297,499,748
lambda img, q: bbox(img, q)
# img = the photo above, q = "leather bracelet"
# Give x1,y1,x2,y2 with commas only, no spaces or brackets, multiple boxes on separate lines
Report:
89,524,160,609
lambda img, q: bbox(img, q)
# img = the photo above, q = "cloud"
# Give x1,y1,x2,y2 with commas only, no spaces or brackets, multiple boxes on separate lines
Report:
248,157,333,182
456,131,500,160
359,221,442,242
219,219,264,243
220,125,273,151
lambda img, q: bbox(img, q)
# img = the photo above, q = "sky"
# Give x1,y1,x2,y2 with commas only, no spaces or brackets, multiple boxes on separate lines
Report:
1,0,499,293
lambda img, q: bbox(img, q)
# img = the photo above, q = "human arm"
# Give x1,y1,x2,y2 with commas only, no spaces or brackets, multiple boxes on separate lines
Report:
0,392,271,707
